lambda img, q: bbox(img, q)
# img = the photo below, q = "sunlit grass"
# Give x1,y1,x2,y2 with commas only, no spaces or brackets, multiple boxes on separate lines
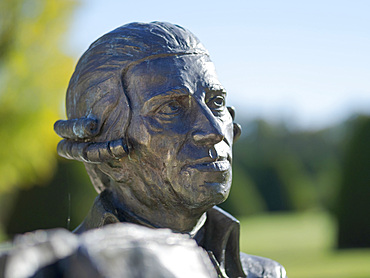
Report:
239,211,370,278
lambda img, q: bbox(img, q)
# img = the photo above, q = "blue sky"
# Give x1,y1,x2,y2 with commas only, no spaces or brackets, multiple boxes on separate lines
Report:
67,0,370,130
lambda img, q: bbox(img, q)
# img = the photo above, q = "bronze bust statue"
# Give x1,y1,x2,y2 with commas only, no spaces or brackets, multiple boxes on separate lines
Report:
54,22,286,278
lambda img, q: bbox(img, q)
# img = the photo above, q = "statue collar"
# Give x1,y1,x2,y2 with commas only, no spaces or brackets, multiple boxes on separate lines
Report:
199,206,246,278
74,190,246,278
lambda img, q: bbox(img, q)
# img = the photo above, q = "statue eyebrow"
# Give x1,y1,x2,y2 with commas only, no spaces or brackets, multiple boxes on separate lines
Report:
205,87,227,95
141,87,190,113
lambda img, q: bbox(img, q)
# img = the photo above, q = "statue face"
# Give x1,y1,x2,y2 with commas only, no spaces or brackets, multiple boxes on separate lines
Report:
123,55,234,210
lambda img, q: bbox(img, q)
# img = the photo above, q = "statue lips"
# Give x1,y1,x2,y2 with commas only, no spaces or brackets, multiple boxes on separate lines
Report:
193,160,231,187
188,160,230,172
182,153,231,172
180,157,231,186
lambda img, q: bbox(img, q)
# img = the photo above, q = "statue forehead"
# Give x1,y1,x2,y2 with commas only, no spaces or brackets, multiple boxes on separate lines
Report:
124,54,224,104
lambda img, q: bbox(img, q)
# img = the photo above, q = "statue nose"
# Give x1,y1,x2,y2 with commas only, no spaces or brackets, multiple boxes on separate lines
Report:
192,130,224,145
192,109,224,146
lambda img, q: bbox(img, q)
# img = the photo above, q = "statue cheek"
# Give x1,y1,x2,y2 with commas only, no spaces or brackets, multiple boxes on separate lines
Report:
127,117,151,147
220,115,234,147
225,122,234,147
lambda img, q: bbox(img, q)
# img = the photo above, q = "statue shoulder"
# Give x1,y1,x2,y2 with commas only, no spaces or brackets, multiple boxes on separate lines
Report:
240,252,287,278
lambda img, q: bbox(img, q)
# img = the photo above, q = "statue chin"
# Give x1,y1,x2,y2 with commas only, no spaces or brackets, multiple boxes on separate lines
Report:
172,167,232,210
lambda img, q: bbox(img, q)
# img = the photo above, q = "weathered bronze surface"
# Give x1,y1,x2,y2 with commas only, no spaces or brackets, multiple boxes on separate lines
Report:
2,224,218,278
54,22,286,278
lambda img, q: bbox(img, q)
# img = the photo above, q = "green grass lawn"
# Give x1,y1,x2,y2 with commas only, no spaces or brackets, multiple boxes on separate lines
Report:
239,211,370,278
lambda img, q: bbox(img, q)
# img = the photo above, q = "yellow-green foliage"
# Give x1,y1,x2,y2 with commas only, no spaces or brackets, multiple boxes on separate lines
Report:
0,0,76,192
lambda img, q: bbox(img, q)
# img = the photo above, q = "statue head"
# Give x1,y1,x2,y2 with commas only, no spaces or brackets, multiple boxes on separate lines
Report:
55,22,241,218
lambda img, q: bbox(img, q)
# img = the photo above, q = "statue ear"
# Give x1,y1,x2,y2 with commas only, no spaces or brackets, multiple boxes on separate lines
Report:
233,123,242,142
227,106,242,142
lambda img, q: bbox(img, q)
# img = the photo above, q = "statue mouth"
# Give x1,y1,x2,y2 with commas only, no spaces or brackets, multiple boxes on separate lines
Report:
186,160,230,172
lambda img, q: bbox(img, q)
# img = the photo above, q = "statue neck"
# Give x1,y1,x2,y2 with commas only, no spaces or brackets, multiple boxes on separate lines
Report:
109,182,208,234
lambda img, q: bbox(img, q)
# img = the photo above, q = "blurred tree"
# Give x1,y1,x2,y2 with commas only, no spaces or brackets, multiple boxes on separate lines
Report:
228,119,344,215
336,115,370,248
220,162,266,217
5,159,96,236
0,0,76,193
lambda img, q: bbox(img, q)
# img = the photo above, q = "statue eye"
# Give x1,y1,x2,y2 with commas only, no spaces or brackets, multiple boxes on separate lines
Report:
157,100,182,116
207,95,225,111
